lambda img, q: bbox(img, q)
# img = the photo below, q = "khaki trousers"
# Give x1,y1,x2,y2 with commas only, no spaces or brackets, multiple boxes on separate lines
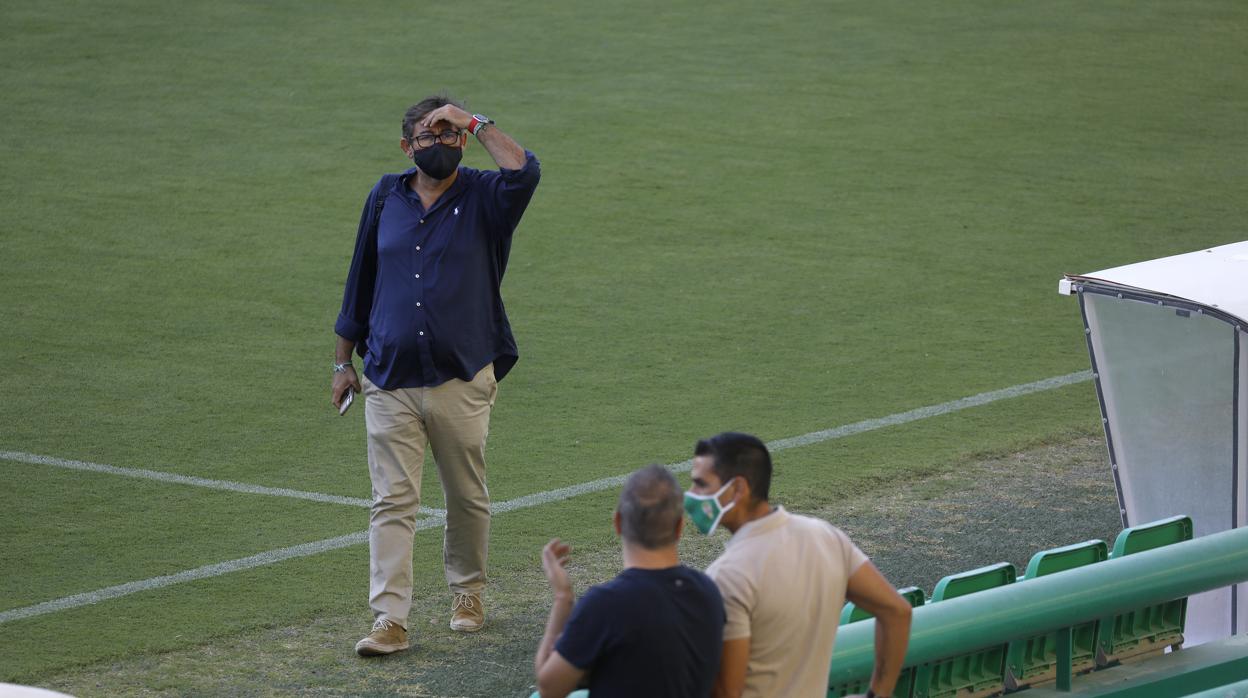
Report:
362,363,497,626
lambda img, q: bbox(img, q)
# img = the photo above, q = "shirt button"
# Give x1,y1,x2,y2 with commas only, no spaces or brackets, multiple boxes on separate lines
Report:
419,331,425,336
416,246,421,251
419,219,425,224
414,274,420,279
416,302,422,307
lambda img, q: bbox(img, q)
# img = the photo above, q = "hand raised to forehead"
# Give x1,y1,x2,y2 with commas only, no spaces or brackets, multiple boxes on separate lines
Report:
422,104,471,130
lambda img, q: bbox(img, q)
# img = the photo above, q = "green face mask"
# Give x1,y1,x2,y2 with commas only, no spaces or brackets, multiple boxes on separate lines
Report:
683,480,737,536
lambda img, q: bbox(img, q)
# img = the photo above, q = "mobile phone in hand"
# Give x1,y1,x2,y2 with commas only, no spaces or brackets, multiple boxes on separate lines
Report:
338,388,355,416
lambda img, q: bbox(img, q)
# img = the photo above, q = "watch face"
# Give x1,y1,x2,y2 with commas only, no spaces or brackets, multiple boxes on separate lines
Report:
473,114,492,124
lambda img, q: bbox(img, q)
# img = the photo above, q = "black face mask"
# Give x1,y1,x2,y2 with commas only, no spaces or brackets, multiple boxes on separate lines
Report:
412,143,462,180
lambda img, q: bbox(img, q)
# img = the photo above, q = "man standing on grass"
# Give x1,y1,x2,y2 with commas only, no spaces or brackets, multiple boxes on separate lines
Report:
686,432,911,698
533,465,725,698
331,94,540,655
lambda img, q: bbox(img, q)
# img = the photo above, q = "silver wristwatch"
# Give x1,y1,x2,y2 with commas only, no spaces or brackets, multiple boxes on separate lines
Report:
333,362,352,374
469,113,494,136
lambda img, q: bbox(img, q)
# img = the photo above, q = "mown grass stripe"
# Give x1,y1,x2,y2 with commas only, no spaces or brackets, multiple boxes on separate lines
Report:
0,370,1091,624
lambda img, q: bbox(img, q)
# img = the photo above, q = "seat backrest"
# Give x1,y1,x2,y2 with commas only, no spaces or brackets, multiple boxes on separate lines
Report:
931,562,1016,601
1112,515,1193,558
1006,540,1109,690
1024,539,1108,579
840,586,926,625
913,564,1017,698
831,587,927,697
1100,515,1193,664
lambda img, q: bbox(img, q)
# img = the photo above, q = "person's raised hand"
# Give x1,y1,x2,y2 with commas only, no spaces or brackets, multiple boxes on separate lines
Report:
422,104,472,131
541,538,573,599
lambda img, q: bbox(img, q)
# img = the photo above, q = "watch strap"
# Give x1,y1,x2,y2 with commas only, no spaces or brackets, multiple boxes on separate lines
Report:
469,114,494,136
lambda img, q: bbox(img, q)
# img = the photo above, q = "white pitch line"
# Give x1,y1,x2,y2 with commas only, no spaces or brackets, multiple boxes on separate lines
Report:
0,451,372,507
498,370,1094,512
766,370,1093,451
0,370,1092,625
0,451,448,518
0,517,443,625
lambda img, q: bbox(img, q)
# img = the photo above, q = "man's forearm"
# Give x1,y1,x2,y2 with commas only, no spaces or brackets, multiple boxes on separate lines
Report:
335,335,356,365
533,592,574,677
869,606,912,696
477,126,526,170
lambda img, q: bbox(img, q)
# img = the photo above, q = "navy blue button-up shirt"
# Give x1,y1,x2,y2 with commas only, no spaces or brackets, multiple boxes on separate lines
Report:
335,152,540,390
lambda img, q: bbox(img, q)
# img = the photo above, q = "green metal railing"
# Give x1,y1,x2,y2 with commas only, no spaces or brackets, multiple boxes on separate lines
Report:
1182,677,1248,698
829,525,1248,692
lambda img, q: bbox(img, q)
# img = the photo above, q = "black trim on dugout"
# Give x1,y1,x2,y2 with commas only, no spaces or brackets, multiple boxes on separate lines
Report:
1075,286,1128,528
1233,328,1240,635
1071,279,1247,327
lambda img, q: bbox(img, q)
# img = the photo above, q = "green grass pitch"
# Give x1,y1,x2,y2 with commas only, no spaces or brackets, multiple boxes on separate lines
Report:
1,0,1245,693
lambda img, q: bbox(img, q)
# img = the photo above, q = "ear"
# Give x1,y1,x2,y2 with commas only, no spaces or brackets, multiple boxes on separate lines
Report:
730,476,752,506
459,131,470,151
613,510,622,537
399,138,414,158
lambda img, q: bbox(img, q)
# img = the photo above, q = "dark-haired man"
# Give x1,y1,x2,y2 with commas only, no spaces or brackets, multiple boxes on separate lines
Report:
533,465,725,698
332,95,540,655
687,432,911,698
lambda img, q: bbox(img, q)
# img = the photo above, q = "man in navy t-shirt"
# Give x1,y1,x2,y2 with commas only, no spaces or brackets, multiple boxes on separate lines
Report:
533,465,724,698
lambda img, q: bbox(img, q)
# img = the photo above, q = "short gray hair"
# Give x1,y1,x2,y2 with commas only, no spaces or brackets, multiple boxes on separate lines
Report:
618,465,682,549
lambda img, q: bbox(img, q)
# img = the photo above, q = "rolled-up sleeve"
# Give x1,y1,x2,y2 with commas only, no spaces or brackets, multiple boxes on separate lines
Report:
335,179,388,346
483,150,540,232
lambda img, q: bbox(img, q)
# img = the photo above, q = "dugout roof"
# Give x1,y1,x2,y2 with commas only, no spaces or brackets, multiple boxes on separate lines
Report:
1059,240,1248,323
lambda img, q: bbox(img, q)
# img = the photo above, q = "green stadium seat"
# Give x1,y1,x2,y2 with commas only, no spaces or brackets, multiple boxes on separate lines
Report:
839,599,873,627
1004,539,1108,690
839,586,926,626
830,587,926,698
1098,515,1192,665
911,563,1016,698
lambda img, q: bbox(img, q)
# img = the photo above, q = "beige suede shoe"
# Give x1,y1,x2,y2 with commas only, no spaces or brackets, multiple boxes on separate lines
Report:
450,593,485,633
355,618,409,656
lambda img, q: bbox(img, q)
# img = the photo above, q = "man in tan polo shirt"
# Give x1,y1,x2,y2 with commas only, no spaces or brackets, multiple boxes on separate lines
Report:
685,432,912,698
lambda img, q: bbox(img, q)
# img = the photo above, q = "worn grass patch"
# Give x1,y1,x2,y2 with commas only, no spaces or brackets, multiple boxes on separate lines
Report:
825,436,1120,590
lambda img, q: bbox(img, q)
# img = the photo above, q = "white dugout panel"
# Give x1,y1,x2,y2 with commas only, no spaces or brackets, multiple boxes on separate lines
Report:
1063,241,1248,647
